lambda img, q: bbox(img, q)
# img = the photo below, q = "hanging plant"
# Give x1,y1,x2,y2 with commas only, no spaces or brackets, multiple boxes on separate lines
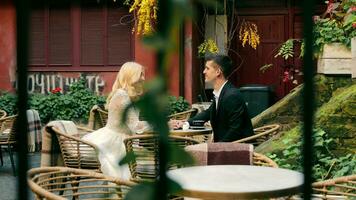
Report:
197,39,219,58
124,0,158,35
239,21,260,49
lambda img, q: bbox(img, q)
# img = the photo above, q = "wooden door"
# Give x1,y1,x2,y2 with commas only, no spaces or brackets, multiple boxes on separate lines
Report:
233,15,287,100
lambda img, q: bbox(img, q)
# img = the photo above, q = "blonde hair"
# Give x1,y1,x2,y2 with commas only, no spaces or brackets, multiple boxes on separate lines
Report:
105,62,144,108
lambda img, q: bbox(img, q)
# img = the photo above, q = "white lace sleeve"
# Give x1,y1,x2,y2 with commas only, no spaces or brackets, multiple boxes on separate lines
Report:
127,109,151,134
107,89,150,134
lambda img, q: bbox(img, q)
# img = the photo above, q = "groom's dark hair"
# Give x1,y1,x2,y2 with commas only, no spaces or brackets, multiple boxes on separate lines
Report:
205,54,233,79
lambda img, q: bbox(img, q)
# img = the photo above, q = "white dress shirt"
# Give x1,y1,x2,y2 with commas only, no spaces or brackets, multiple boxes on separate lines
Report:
183,81,228,129
212,81,228,110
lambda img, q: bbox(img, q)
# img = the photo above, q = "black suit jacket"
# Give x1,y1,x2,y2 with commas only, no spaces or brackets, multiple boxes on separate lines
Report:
189,82,253,142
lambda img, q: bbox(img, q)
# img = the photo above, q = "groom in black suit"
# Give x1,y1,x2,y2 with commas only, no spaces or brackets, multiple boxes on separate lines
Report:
187,54,253,142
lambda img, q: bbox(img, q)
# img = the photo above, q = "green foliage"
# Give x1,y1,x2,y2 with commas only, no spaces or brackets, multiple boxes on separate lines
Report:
168,95,190,115
267,128,356,181
29,77,106,124
0,77,106,124
300,41,305,58
340,0,356,37
313,0,356,53
275,39,295,60
0,92,17,115
271,0,356,62
313,19,349,54
261,38,303,73
259,64,273,73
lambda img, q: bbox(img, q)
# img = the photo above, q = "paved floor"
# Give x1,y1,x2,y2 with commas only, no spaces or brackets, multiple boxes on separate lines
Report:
0,151,40,200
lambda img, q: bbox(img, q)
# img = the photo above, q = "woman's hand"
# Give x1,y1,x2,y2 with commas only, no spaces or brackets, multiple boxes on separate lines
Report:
168,120,185,130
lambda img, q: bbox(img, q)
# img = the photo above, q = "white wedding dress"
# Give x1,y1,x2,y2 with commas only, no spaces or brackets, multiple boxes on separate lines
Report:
83,89,149,180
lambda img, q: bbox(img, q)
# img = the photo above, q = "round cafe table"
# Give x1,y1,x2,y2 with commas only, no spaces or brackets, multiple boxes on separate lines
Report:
167,165,303,199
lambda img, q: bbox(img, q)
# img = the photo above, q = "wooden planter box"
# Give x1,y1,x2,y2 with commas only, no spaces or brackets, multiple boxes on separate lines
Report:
317,41,355,75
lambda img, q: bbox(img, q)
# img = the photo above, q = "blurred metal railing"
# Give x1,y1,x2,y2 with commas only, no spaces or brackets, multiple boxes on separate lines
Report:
301,0,316,199
15,0,30,199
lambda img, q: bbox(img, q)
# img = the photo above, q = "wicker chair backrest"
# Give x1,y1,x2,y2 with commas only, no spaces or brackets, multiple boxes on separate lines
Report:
0,115,18,144
124,134,199,182
88,105,108,130
233,124,281,146
311,175,356,199
168,109,197,121
252,152,278,168
96,107,108,128
49,126,101,171
27,166,135,200
0,109,7,119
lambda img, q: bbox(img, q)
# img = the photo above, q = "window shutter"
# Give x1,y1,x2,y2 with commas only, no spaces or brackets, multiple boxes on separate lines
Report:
28,3,133,70
48,8,71,65
29,10,45,65
81,8,104,65
107,8,132,65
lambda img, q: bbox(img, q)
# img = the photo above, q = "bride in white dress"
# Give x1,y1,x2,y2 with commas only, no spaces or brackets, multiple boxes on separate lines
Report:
83,62,149,180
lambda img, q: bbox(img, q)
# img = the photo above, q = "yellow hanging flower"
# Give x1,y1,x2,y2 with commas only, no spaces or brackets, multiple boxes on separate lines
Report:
239,21,260,49
125,0,157,35
198,39,219,58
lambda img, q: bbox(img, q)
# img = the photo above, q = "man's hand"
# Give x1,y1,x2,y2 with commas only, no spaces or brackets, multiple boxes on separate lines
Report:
168,119,185,130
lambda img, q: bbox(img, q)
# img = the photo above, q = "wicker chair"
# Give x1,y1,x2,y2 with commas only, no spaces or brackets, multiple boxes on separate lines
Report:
88,105,108,130
47,126,101,171
0,115,18,175
124,134,199,182
168,108,197,121
311,175,356,199
232,124,281,146
27,166,135,200
253,152,278,168
0,109,7,119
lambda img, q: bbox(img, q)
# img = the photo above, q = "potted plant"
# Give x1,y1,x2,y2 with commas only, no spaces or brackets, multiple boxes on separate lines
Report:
314,0,356,74
262,0,355,76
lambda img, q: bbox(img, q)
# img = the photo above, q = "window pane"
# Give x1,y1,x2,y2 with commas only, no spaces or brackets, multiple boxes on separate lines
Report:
81,7,104,65
49,7,71,64
107,8,133,65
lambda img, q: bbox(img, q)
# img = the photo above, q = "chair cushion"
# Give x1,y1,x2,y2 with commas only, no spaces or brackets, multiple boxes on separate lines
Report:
41,120,78,167
185,142,253,166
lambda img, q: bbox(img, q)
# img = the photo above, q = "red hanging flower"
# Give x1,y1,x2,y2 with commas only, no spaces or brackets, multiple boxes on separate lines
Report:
326,0,334,13
283,71,290,83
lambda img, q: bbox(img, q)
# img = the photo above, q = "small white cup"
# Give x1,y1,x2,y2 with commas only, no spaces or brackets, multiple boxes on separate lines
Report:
182,123,189,131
